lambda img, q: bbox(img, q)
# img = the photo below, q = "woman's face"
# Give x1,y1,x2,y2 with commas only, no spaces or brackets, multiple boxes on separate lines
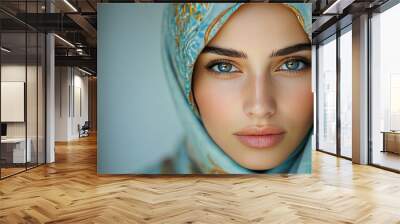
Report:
192,3,313,170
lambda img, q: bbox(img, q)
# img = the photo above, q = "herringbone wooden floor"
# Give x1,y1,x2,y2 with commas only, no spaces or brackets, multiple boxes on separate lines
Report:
0,134,399,224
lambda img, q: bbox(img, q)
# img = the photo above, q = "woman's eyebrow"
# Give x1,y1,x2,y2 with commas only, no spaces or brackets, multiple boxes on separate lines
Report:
271,43,311,57
201,46,247,58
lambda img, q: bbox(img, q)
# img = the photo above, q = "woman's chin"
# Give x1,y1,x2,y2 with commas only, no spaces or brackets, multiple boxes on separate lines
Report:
239,160,282,171
229,148,288,171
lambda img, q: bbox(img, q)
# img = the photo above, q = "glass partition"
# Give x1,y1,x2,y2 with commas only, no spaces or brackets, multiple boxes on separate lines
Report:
317,35,337,155
0,1,46,179
1,30,28,177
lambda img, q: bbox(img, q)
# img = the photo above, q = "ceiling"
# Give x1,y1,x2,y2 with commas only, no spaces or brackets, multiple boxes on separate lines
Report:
0,0,99,74
0,0,394,75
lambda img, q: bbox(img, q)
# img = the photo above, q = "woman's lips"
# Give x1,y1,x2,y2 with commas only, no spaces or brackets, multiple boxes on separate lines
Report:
233,126,285,149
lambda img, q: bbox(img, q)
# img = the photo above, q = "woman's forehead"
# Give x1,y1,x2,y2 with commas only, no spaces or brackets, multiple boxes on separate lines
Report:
207,4,309,54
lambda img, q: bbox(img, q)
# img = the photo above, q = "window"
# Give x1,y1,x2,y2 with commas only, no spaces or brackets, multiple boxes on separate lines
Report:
339,27,352,158
370,2,400,171
317,35,337,155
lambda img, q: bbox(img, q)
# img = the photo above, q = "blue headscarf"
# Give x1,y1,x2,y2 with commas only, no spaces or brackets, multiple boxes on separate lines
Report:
148,3,313,174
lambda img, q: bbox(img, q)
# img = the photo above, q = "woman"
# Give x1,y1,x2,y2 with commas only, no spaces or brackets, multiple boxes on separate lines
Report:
146,3,313,174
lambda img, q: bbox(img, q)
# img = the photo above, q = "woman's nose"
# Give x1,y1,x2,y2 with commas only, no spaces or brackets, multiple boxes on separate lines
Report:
243,74,277,119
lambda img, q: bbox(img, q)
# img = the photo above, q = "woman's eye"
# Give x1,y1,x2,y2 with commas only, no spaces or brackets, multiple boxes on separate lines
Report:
278,59,308,72
209,62,239,73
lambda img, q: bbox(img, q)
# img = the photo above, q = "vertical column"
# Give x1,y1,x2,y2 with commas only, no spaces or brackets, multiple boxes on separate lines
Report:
352,14,369,164
46,1,55,163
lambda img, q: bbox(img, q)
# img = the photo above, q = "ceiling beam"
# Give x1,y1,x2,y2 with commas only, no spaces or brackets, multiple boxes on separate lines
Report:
55,55,96,70
67,13,97,46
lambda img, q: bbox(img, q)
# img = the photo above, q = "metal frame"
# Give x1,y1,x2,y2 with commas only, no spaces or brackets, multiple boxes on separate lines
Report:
0,0,47,180
44,0,47,165
25,2,28,172
367,10,373,166
336,27,341,158
373,0,400,13
315,44,319,151
36,3,39,168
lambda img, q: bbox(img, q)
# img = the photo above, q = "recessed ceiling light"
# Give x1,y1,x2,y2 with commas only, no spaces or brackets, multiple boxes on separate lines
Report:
63,0,78,12
54,34,75,48
78,67,93,76
322,0,356,15
1,47,11,53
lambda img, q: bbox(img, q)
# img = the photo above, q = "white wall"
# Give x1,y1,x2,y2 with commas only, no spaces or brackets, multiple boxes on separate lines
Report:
1,66,26,137
71,73,89,138
1,65,40,138
55,67,89,141
55,66,69,141
1,82,25,122
1,63,46,164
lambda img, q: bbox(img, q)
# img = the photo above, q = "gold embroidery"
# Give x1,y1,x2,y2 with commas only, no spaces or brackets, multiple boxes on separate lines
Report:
285,4,305,31
204,6,234,44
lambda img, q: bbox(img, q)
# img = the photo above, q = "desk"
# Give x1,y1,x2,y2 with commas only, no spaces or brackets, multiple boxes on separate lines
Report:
381,131,400,154
1,138,31,163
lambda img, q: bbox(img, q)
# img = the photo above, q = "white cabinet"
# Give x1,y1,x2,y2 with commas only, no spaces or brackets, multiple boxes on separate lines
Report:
1,138,32,163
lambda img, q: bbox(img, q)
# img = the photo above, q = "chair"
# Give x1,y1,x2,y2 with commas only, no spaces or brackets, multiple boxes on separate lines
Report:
78,121,90,138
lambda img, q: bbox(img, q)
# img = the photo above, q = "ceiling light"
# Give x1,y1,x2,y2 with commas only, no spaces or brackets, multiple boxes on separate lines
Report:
54,34,75,48
63,0,78,12
78,67,92,76
322,0,355,15
1,47,11,53
323,0,343,14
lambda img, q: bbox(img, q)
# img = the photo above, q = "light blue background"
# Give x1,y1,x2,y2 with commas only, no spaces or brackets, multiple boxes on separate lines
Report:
97,4,183,174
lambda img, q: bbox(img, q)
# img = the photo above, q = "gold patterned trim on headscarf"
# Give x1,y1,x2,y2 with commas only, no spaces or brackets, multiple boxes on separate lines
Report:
174,3,210,50
285,4,306,32
204,5,236,44
205,4,306,44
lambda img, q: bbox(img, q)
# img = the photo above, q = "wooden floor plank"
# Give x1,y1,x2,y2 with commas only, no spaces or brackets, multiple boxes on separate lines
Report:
0,133,399,223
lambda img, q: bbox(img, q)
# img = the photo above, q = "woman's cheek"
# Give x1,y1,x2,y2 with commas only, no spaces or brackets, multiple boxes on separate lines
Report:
278,77,313,131
195,79,241,133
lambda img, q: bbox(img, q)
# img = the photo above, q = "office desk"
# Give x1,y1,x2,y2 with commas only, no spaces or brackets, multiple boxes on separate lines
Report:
381,131,400,154
1,138,32,163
